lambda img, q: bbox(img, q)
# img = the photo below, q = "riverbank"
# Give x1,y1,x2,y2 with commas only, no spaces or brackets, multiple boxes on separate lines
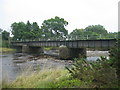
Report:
0,48,15,53
1,51,110,82
1,50,118,88
1,57,118,88
2,68,82,88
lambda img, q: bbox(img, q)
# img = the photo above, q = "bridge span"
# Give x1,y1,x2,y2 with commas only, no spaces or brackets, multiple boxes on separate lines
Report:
11,39,117,59
12,39,116,48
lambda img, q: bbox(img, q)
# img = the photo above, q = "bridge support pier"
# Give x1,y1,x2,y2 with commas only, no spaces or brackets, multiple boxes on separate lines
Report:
14,45,43,54
59,46,86,59
22,45,29,53
14,46,22,53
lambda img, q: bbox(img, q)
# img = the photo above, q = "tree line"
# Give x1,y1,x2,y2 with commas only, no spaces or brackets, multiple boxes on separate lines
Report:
1,16,118,41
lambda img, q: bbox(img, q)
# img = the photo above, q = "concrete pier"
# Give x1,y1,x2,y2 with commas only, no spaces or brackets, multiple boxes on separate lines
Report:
15,45,43,54
59,45,86,59
22,45,29,53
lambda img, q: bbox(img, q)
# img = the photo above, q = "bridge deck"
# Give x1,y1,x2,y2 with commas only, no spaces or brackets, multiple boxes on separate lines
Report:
12,39,117,48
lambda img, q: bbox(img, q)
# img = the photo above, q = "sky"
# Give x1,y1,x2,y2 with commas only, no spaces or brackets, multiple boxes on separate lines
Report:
0,0,119,33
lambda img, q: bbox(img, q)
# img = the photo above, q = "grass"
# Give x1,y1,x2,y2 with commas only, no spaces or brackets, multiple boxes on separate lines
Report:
1,59,118,88
0,47,15,53
1,68,82,88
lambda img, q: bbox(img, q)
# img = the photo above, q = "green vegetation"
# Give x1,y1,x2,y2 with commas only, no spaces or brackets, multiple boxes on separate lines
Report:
1,30,10,41
2,40,119,88
0,29,15,53
109,36,120,86
65,38,119,88
1,41,9,48
66,57,118,88
41,16,68,40
7,16,118,41
2,56,119,88
1,39,119,88
2,69,81,88
69,25,118,40
0,48,15,53
11,16,68,41
0,28,11,48
0,17,119,88
11,21,41,40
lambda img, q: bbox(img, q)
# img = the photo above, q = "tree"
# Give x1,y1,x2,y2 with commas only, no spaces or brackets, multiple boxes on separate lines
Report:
11,22,26,40
41,16,68,40
69,29,84,40
69,25,108,40
2,30,10,40
85,25,108,35
84,25,108,39
107,32,118,39
32,22,42,39
11,21,42,40
24,21,34,40
0,28,3,39
0,28,2,34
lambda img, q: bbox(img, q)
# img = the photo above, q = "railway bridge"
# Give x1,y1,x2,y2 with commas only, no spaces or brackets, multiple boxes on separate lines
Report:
11,39,117,59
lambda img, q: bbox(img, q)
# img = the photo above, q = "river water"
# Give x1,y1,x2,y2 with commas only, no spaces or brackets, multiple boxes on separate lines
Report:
0,50,109,82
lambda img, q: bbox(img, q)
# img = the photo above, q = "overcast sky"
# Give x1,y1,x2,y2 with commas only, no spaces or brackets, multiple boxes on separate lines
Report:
0,0,119,33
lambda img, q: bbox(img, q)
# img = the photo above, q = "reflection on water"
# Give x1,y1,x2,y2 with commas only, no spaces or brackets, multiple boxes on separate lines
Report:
1,51,109,82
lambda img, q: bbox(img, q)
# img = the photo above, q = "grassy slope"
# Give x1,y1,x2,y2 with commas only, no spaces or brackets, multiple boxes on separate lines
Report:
2,69,81,88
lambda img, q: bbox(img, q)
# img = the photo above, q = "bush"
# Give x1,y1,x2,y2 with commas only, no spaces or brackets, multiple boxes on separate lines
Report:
49,79,81,88
66,57,118,88
109,38,120,86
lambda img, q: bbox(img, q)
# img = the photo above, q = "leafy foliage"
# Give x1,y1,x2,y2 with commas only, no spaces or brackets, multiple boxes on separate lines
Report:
69,29,85,40
10,17,118,41
11,17,69,41
0,30,10,47
11,21,41,40
66,58,118,88
2,30,10,40
69,25,118,40
109,34,120,86
85,25,108,35
41,16,68,40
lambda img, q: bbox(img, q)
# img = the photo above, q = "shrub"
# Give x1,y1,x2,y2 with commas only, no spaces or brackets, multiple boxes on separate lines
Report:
66,57,118,88
109,38,120,86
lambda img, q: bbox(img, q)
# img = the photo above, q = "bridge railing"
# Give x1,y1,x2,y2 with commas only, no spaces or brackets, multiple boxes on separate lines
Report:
11,35,118,42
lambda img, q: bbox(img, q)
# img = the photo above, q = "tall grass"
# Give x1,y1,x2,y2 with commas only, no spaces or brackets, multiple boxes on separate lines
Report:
2,68,81,88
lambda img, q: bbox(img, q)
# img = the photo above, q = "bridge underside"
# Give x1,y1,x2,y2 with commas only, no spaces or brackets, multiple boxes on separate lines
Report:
14,45,86,59
15,45,43,54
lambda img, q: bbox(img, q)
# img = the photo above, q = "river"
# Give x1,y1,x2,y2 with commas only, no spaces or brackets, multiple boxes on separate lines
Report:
1,50,109,82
